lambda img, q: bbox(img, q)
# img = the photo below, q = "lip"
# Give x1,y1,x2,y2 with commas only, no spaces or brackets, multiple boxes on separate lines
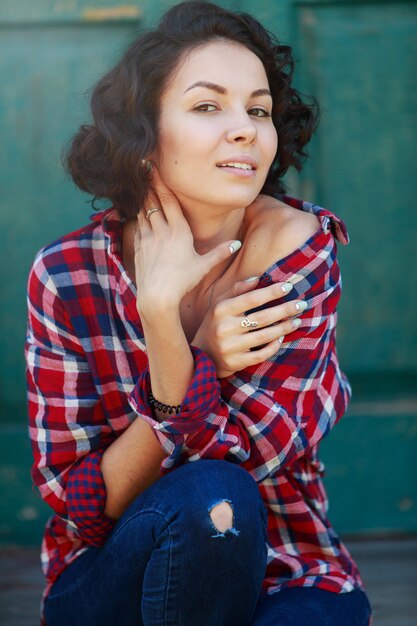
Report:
216,155,258,171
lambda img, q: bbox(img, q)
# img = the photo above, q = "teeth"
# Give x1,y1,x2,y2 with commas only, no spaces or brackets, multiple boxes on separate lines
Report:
218,162,253,170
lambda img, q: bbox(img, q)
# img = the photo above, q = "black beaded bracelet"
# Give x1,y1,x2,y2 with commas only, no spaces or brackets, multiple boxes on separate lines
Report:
148,390,182,415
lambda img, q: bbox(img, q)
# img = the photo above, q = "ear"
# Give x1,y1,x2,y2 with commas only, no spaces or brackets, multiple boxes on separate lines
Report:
140,159,153,173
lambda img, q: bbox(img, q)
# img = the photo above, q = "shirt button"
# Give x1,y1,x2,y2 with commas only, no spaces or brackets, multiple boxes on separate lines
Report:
322,216,331,233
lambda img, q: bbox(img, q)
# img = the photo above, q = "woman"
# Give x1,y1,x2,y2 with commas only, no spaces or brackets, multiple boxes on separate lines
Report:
25,2,372,625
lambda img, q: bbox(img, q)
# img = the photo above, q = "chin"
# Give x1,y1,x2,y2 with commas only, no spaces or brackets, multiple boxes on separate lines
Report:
174,182,263,211
217,188,262,208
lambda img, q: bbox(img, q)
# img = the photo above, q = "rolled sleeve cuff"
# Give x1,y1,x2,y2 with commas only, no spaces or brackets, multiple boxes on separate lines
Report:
128,346,220,467
66,449,115,545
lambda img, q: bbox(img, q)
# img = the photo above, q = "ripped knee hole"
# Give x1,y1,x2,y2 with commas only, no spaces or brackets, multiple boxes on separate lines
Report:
209,500,234,533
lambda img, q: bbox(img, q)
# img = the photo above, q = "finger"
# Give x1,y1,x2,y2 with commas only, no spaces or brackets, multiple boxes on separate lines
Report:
137,205,151,232
233,315,302,352
199,240,243,280
225,316,302,371
140,188,167,229
133,221,142,254
219,280,295,317
213,276,260,306
245,337,285,367
223,336,284,373
237,298,307,332
150,166,184,225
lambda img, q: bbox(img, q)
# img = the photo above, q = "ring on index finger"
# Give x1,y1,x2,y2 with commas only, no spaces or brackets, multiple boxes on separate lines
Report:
241,316,258,330
145,207,162,220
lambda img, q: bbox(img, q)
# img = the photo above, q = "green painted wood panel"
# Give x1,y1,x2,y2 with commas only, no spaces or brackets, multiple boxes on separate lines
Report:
0,10,144,417
2,412,416,544
0,0,258,421
1,0,416,543
295,1,417,376
0,0,143,23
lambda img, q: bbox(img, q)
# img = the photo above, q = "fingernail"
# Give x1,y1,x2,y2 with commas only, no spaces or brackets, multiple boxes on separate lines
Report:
282,282,293,293
244,275,259,283
229,240,242,254
292,318,302,328
278,335,284,343
295,300,307,311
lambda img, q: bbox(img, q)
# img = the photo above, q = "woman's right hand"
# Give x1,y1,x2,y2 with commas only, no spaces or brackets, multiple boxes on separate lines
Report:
191,278,307,378
134,166,243,318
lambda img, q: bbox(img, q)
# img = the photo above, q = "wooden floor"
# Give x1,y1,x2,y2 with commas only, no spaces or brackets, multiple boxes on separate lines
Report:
1,537,416,625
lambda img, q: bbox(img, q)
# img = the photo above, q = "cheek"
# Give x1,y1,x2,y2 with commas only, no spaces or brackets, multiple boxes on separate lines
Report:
157,133,192,176
154,136,182,185
155,135,199,194
264,127,278,164
159,115,219,160
157,125,216,186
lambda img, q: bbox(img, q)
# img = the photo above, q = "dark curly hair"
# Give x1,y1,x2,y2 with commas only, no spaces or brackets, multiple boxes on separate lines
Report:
64,1,319,218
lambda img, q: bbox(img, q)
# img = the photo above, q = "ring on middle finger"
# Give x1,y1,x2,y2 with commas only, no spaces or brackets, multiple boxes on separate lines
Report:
241,316,258,329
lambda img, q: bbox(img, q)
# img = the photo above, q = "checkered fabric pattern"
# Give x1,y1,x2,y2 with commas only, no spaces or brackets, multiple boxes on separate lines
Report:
25,194,364,605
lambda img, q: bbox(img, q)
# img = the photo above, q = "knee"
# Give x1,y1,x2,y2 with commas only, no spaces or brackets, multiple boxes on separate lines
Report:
209,500,235,535
139,460,266,534
196,459,260,495
186,461,266,538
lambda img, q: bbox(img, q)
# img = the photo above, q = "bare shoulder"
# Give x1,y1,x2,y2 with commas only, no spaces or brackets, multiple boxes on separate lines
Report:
240,194,320,275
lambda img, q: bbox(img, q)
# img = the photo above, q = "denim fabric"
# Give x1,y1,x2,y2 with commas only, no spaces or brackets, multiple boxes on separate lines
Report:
44,460,371,626
251,587,372,626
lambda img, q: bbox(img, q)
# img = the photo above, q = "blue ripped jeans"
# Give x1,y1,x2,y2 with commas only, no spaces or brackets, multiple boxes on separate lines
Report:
44,460,372,626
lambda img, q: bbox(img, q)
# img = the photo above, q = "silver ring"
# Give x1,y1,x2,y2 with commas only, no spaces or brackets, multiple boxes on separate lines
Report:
145,207,162,220
241,316,258,329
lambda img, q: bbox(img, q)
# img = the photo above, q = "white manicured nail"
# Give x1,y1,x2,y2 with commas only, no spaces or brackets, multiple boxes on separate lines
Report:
282,282,293,293
295,300,307,311
278,336,284,343
244,276,259,283
292,318,302,328
229,240,242,254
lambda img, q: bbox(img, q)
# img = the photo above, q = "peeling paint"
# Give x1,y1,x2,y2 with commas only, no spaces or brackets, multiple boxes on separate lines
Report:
82,5,141,21
17,506,39,521
398,498,414,512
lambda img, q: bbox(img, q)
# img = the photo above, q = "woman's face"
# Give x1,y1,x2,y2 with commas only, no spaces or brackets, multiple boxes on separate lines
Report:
155,39,278,215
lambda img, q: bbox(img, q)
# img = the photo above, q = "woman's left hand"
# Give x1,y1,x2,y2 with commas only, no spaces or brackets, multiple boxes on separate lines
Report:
191,278,303,378
134,166,242,318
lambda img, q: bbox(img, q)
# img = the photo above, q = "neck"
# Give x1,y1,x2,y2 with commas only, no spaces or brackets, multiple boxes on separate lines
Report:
180,202,246,256
178,200,247,301
121,201,247,300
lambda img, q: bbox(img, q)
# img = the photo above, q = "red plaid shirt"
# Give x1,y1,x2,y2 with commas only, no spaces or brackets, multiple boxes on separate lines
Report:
26,195,364,605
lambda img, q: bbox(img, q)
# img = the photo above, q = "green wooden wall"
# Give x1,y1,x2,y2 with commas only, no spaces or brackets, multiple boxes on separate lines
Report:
1,0,416,544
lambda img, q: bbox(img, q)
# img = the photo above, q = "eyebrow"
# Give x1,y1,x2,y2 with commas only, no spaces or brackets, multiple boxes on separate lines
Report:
183,81,271,98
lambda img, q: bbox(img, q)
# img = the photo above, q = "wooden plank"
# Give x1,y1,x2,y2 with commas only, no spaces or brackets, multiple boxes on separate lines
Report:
1,539,416,625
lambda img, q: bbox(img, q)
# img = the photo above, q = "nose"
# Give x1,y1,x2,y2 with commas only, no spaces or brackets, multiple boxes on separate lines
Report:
226,112,257,145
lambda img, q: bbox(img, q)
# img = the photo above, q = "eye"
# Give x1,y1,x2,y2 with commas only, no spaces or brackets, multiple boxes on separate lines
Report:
193,103,218,112
249,107,271,118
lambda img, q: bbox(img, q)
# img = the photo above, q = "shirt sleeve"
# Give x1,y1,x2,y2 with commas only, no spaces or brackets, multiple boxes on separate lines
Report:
128,225,352,483
25,250,115,546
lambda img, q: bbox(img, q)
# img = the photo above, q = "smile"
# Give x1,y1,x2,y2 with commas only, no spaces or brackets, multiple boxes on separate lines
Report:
217,162,254,170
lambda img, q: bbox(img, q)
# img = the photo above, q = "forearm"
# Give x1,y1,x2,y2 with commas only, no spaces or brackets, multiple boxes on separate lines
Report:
101,418,168,519
141,306,194,413
101,308,194,519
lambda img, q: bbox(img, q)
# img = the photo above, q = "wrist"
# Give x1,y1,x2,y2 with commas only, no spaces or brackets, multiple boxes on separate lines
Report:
138,300,181,326
149,390,182,420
